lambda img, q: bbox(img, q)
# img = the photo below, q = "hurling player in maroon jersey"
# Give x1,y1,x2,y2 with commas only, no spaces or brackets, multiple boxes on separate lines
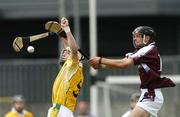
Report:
88,26,175,117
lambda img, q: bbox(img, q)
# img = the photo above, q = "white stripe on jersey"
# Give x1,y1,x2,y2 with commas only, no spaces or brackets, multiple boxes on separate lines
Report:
129,42,155,58
141,63,150,72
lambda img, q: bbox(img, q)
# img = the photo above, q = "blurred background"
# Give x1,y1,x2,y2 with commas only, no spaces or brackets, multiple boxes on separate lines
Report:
0,0,180,117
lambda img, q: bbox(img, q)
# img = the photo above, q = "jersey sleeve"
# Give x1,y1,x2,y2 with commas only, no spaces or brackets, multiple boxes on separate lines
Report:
129,45,156,65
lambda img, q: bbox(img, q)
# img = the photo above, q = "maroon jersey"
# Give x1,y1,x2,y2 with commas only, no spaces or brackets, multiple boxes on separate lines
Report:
129,42,175,89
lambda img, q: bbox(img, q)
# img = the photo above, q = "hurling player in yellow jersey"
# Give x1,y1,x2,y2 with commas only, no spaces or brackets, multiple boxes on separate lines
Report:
4,95,33,117
47,17,84,117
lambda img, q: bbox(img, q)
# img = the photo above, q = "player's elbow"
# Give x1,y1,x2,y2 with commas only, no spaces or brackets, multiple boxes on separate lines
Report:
71,47,78,53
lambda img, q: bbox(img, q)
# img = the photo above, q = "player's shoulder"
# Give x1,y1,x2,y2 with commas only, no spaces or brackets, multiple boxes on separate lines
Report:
140,43,156,53
134,42,156,56
4,112,15,117
66,57,81,66
25,111,34,117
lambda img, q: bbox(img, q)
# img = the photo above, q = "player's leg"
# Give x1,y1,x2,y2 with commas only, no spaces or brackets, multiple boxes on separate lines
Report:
130,89,164,117
128,106,150,117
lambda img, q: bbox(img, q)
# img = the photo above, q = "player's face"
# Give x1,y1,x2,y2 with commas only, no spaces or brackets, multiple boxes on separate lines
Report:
60,48,71,64
133,33,144,48
14,101,25,113
77,101,89,115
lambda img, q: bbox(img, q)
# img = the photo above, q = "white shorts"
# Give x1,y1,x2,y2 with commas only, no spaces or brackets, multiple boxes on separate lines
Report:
47,104,74,117
137,89,164,117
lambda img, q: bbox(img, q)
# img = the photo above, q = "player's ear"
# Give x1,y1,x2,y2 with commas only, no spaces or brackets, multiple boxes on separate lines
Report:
143,35,150,44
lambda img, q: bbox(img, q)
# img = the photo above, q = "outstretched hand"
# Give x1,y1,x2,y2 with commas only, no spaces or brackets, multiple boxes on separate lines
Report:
88,57,101,69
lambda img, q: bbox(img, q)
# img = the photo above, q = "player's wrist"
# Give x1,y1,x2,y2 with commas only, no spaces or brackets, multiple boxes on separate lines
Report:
63,26,71,33
98,57,106,68
98,57,102,65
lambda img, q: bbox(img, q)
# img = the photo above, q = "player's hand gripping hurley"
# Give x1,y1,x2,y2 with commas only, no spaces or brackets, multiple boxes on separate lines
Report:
45,21,89,60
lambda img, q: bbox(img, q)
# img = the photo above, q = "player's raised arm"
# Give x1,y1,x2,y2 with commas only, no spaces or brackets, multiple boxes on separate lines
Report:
59,33,68,48
60,17,79,60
